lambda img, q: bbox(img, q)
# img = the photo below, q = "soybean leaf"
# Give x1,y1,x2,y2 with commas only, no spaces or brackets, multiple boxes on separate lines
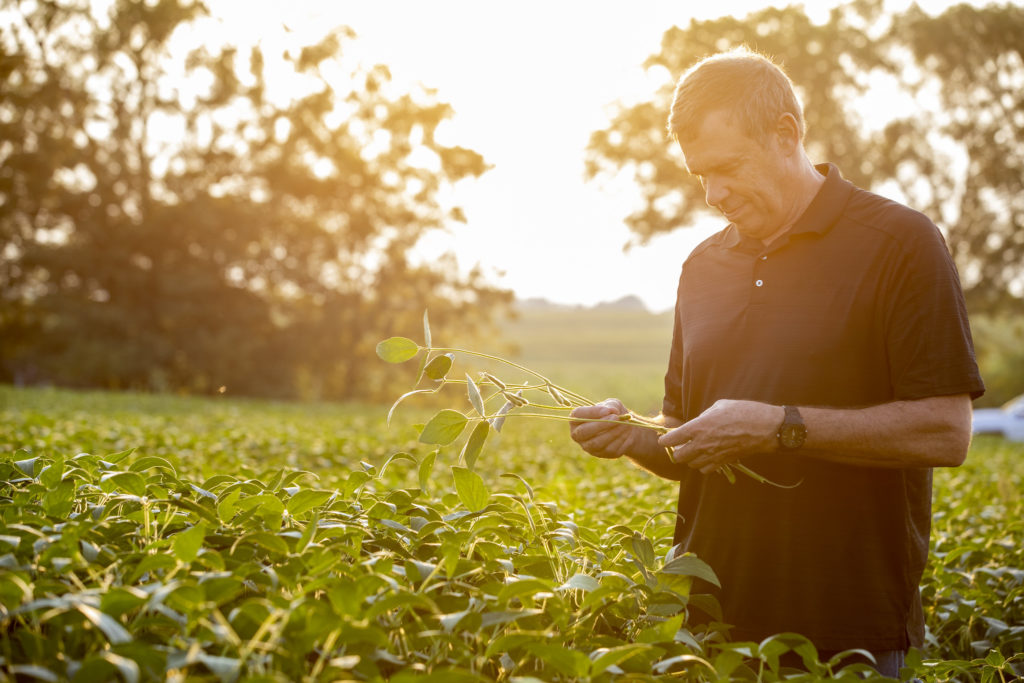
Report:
500,472,535,501
418,450,438,491
557,574,601,592
460,421,489,471
466,374,485,417
420,409,468,445
525,643,591,678
660,553,721,588
76,603,132,644
286,489,333,517
424,353,454,380
172,523,207,563
387,390,435,426
104,448,136,464
42,479,75,518
100,471,147,497
451,466,489,511
379,451,418,477
15,457,38,478
376,337,420,363
591,644,655,676
38,455,64,488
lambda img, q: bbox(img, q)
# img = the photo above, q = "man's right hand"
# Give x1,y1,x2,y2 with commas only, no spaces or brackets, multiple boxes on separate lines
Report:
569,399,640,459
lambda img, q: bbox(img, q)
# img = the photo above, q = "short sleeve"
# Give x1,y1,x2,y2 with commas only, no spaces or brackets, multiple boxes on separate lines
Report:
883,216,985,401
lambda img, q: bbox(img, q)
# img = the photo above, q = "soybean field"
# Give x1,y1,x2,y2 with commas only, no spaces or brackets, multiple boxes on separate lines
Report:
0,317,1021,682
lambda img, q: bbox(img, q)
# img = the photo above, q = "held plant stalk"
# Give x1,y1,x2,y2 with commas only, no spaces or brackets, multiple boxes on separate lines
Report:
376,311,789,487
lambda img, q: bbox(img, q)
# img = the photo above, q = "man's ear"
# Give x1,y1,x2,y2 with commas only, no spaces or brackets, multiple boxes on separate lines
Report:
773,113,802,153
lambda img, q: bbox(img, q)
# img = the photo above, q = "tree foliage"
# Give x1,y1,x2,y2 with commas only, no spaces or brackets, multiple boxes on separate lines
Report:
0,0,511,398
585,1,1024,314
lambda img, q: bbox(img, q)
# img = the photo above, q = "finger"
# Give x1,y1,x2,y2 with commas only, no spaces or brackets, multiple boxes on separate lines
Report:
659,422,696,448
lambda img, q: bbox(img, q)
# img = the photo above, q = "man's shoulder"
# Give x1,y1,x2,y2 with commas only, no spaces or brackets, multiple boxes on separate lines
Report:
683,225,733,264
842,183,942,247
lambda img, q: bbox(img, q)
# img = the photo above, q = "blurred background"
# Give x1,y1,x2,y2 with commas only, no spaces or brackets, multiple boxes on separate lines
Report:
2,0,1022,407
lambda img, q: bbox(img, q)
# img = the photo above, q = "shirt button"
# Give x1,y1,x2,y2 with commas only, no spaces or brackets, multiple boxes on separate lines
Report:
761,255,768,260
755,279,764,287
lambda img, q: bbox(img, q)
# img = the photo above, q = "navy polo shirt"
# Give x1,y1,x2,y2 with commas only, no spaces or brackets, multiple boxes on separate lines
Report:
661,163,984,650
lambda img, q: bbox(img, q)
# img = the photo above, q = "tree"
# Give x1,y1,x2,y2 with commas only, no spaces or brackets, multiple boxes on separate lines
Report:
0,0,511,399
585,1,1024,315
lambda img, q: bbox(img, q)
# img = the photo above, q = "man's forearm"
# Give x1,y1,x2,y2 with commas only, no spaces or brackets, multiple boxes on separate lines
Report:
661,394,974,474
798,394,973,468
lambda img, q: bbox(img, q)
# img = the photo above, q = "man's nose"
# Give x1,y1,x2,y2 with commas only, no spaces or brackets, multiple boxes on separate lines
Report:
704,175,728,208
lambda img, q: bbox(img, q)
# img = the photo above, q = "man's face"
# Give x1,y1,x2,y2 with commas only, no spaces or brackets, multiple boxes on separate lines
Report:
679,109,797,242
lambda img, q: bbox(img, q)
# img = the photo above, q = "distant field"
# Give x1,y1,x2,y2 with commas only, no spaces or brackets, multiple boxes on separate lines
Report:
498,305,675,414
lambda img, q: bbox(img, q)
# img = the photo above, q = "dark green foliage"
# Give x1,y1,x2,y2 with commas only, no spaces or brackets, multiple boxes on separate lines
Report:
0,0,511,399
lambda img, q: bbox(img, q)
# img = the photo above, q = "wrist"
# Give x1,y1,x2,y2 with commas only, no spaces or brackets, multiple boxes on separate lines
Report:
776,405,807,450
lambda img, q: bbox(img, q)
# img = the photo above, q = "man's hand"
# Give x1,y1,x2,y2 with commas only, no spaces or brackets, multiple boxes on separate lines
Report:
569,399,640,459
658,399,781,473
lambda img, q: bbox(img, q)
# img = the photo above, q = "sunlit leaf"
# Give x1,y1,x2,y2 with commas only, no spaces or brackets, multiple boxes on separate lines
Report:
460,421,489,471
466,373,485,417
376,337,420,363
77,603,132,644
660,553,721,588
419,409,468,445
424,352,454,380
172,523,207,563
591,644,655,676
451,466,489,511
557,573,600,592
387,389,435,425
418,450,438,491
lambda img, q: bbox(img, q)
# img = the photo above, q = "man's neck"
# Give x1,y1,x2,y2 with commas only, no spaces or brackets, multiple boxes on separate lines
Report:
762,161,826,247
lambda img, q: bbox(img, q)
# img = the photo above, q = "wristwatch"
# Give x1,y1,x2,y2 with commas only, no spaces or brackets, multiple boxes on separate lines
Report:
777,405,807,450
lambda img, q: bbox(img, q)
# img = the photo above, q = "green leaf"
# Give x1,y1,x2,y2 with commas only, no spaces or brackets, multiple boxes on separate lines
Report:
15,457,38,478
172,523,207,563
424,352,454,380
100,471,147,497
42,479,75,518
376,337,420,363
590,644,655,676
452,466,489,511
387,389,436,425
466,374,485,417
660,553,721,588
420,409,468,445
76,603,132,644
525,642,591,678
460,421,489,471
380,451,417,477
557,574,600,592
418,450,438,491
286,489,333,517
500,472,535,501
38,454,64,488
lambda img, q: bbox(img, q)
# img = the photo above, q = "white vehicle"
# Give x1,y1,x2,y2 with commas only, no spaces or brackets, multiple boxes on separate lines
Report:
972,394,1024,442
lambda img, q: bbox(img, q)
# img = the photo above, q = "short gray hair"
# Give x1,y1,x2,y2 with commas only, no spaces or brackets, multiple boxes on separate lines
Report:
667,47,805,144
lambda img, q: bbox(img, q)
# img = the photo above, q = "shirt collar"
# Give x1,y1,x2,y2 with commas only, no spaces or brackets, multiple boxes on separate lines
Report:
720,163,854,251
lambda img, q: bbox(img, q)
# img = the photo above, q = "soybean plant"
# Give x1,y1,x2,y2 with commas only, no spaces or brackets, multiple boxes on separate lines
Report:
377,312,790,487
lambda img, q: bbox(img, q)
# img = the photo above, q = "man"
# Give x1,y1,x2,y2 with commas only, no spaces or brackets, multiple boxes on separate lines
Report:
570,48,984,677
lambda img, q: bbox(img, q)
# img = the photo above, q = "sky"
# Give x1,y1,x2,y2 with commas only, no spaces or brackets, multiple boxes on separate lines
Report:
212,0,964,312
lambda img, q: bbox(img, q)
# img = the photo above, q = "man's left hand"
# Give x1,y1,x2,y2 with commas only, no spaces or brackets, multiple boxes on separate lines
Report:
658,399,783,473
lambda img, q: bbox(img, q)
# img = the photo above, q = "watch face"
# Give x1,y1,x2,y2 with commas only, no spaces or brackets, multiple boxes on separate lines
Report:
780,424,806,449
